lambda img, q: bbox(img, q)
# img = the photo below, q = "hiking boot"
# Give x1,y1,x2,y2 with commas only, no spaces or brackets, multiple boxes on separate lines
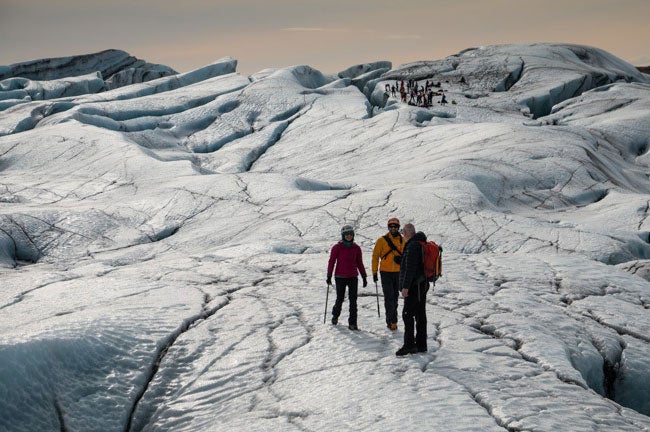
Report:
390,323,398,331
348,324,359,331
331,316,338,325
395,346,417,356
417,346,427,353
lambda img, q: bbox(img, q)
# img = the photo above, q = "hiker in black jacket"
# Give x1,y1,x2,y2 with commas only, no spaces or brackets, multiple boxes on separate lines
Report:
396,223,429,356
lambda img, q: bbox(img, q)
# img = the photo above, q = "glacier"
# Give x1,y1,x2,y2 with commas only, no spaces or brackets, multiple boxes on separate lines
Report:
0,43,649,431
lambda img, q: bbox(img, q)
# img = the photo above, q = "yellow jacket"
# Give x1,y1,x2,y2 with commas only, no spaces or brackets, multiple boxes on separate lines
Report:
372,233,405,274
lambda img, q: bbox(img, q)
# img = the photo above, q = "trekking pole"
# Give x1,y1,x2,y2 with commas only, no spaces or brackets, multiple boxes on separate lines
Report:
374,281,381,318
324,283,331,324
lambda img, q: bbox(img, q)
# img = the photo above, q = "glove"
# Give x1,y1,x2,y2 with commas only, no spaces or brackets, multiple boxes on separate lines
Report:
393,255,402,265
326,274,332,285
362,276,368,287
373,273,378,283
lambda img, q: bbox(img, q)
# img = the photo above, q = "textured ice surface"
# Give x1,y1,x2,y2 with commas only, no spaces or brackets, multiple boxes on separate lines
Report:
1,44,649,431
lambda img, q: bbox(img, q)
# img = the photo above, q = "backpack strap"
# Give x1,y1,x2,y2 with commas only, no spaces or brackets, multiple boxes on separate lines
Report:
381,234,403,260
420,241,429,284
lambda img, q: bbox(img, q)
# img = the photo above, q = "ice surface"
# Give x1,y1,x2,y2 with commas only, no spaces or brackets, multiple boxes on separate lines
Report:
0,49,176,87
1,43,649,431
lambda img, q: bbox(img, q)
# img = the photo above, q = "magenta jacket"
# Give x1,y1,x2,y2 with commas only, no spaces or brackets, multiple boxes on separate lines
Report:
327,241,367,278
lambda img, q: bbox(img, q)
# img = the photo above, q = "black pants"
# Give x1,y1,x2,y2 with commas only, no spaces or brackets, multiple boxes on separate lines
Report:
402,282,429,350
332,277,358,326
380,271,400,326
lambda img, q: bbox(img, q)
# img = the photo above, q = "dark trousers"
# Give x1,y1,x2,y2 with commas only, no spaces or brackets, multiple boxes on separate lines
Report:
332,277,358,326
402,282,429,350
380,271,400,326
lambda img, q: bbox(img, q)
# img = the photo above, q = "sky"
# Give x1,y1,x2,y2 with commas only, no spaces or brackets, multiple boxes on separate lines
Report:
1,0,649,76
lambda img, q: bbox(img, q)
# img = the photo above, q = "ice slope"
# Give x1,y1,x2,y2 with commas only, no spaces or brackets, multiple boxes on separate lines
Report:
0,43,649,431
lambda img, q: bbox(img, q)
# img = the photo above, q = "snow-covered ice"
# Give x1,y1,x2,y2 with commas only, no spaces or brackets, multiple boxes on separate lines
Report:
1,43,649,431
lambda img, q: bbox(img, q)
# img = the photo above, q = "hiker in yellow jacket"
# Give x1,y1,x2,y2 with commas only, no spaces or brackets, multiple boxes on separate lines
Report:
372,217,404,330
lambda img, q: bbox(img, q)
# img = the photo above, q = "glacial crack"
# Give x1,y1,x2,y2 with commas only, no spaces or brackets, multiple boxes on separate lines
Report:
124,294,231,432
54,396,67,432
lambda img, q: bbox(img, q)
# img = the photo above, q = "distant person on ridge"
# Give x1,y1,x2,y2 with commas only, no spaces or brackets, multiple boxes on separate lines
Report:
327,225,368,330
396,223,430,356
371,218,404,331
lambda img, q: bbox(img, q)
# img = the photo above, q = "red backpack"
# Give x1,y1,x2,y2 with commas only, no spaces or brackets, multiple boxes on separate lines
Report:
420,241,442,283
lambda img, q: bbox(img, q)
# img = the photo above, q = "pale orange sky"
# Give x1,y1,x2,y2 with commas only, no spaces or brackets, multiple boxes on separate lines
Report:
1,0,648,75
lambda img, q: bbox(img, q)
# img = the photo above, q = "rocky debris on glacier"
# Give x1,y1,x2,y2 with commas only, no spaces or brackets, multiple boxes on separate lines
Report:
1,43,649,431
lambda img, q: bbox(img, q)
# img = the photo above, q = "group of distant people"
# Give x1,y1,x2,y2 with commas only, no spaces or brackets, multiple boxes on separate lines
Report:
326,218,432,356
384,79,448,108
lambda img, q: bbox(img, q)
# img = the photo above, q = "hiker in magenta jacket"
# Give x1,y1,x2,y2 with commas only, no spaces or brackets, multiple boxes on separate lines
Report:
327,225,368,330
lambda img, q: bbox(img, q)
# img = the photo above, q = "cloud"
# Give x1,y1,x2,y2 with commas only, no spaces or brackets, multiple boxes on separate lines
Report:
282,27,420,41
282,27,349,33
381,34,421,40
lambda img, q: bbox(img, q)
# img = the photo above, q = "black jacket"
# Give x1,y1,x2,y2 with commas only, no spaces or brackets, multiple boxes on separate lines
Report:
399,231,427,290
